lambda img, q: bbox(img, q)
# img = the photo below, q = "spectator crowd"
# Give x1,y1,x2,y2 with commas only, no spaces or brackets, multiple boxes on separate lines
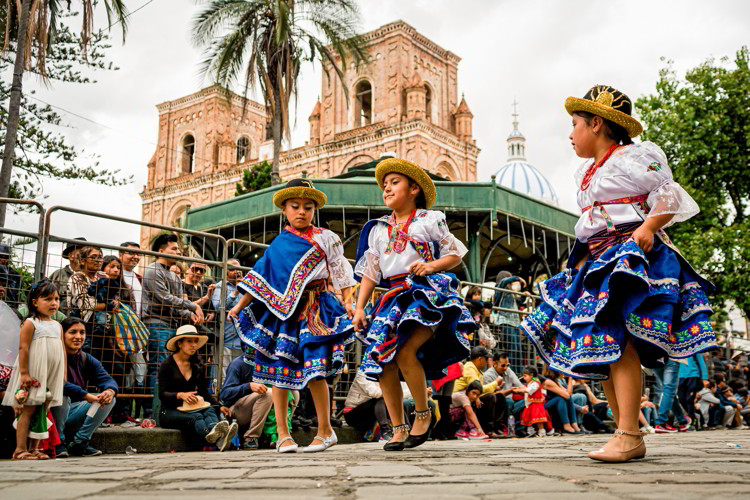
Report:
1,235,749,459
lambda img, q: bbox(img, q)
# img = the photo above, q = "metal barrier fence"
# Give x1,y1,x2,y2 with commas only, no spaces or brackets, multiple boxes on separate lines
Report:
37,206,230,419
3,200,663,418
0,199,46,307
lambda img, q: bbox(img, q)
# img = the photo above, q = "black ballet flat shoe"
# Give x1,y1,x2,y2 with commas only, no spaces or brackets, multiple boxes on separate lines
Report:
383,440,405,452
403,409,434,449
383,423,410,451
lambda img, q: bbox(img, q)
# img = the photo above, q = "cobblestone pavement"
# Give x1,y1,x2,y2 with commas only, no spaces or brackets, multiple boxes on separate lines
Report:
2,430,749,499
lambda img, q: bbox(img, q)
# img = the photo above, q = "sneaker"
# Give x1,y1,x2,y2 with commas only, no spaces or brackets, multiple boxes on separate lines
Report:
243,437,259,450
678,420,692,432
455,429,470,439
537,428,547,438
219,422,239,452
206,420,229,444
467,429,489,440
83,446,103,457
330,418,343,428
119,420,138,428
55,444,69,458
654,424,678,433
379,431,393,443
640,425,655,434
68,440,102,457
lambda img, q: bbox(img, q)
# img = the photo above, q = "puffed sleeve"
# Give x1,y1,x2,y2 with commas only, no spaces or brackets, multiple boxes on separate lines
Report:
425,210,469,258
320,230,356,291
628,142,700,227
354,225,382,283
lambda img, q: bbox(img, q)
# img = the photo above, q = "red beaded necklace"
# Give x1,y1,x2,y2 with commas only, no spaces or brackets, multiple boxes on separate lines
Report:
580,144,621,191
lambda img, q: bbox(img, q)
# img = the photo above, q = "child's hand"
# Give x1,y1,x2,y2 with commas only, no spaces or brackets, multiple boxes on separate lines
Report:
409,261,435,277
352,308,368,332
345,302,355,319
227,304,243,321
632,225,656,252
19,374,33,390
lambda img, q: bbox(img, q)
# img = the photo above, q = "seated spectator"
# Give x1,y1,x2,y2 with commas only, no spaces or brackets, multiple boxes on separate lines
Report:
484,351,525,434
719,386,741,428
569,380,610,433
542,368,582,434
158,325,235,451
220,347,274,450
400,382,438,431
449,381,488,439
453,346,506,438
50,317,118,458
639,396,656,433
343,371,392,442
697,381,725,429
50,237,87,314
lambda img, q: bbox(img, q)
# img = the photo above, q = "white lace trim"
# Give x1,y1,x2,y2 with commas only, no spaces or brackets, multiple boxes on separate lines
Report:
647,181,700,226
354,248,381,283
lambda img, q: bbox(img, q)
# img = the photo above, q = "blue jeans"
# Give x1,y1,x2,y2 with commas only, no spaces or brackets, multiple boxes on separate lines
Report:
572,393,588,424
145,321,175,413
545,396,577,425
506,397,525,420
51,397,115,445
652,360,687,426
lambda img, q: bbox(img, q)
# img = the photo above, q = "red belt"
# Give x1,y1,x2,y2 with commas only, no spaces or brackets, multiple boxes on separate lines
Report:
582,195,649,233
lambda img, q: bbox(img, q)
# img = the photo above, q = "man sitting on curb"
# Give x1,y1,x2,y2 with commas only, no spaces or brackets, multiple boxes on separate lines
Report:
484,351,525,434
51,317,119,457
220,347,274,449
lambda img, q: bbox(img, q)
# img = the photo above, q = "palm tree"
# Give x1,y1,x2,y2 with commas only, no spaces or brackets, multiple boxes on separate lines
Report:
0,0,129,226
193,0,367,185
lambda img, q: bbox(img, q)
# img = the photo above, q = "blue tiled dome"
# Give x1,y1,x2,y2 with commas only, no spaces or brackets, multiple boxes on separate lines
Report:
494,161,559,205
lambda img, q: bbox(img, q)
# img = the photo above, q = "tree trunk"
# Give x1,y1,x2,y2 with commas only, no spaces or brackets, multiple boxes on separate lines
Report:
271,84,283,186
0,0,34,227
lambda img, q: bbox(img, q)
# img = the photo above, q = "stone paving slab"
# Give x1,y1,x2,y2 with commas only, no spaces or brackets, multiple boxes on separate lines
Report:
0,430,748,499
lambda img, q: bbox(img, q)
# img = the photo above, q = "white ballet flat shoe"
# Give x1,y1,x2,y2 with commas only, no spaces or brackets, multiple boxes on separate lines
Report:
303,431,337,453
276,436,298,453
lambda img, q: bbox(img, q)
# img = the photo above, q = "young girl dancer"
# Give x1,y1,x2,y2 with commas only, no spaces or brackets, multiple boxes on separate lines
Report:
228,178,356,453
3,280,65,460
352,158,474,451
522,85,716,462
519,366,551,437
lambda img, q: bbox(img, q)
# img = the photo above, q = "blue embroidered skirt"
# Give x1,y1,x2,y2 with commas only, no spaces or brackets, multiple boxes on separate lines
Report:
522,237,716,380
357,273,474,379
236,280,355,390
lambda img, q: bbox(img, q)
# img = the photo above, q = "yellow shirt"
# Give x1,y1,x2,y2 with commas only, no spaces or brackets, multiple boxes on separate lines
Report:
453,361,498,395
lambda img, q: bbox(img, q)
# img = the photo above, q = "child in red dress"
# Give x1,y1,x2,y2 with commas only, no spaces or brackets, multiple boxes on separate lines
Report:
520,366,552,437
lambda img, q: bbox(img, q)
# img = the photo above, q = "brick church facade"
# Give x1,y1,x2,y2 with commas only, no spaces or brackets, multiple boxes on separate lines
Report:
139,20,479,246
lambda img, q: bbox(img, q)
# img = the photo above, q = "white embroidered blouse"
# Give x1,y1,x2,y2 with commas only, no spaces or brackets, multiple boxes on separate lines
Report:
575,141,700,242
310,228,356,291
354,209,469,283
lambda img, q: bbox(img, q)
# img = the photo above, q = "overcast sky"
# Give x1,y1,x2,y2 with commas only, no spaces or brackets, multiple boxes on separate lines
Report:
5,0,749,261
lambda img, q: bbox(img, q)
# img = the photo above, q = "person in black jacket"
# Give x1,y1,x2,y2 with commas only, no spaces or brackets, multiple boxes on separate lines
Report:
50,317,119,458
158,326,236,451
220,348,274,449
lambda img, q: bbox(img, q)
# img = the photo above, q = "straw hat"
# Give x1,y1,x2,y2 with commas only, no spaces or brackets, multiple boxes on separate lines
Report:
564,84,643,138
375,158,437,209
177,394,212,412
272,178,328,209
166,325,209,353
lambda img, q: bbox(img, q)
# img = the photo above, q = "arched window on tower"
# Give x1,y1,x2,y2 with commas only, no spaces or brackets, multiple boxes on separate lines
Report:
355,80,372,127
424,85,432,122
236,136,250,163
180,134,195,174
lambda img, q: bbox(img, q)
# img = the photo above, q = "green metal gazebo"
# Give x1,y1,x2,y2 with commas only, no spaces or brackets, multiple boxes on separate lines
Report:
184,160,579,284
